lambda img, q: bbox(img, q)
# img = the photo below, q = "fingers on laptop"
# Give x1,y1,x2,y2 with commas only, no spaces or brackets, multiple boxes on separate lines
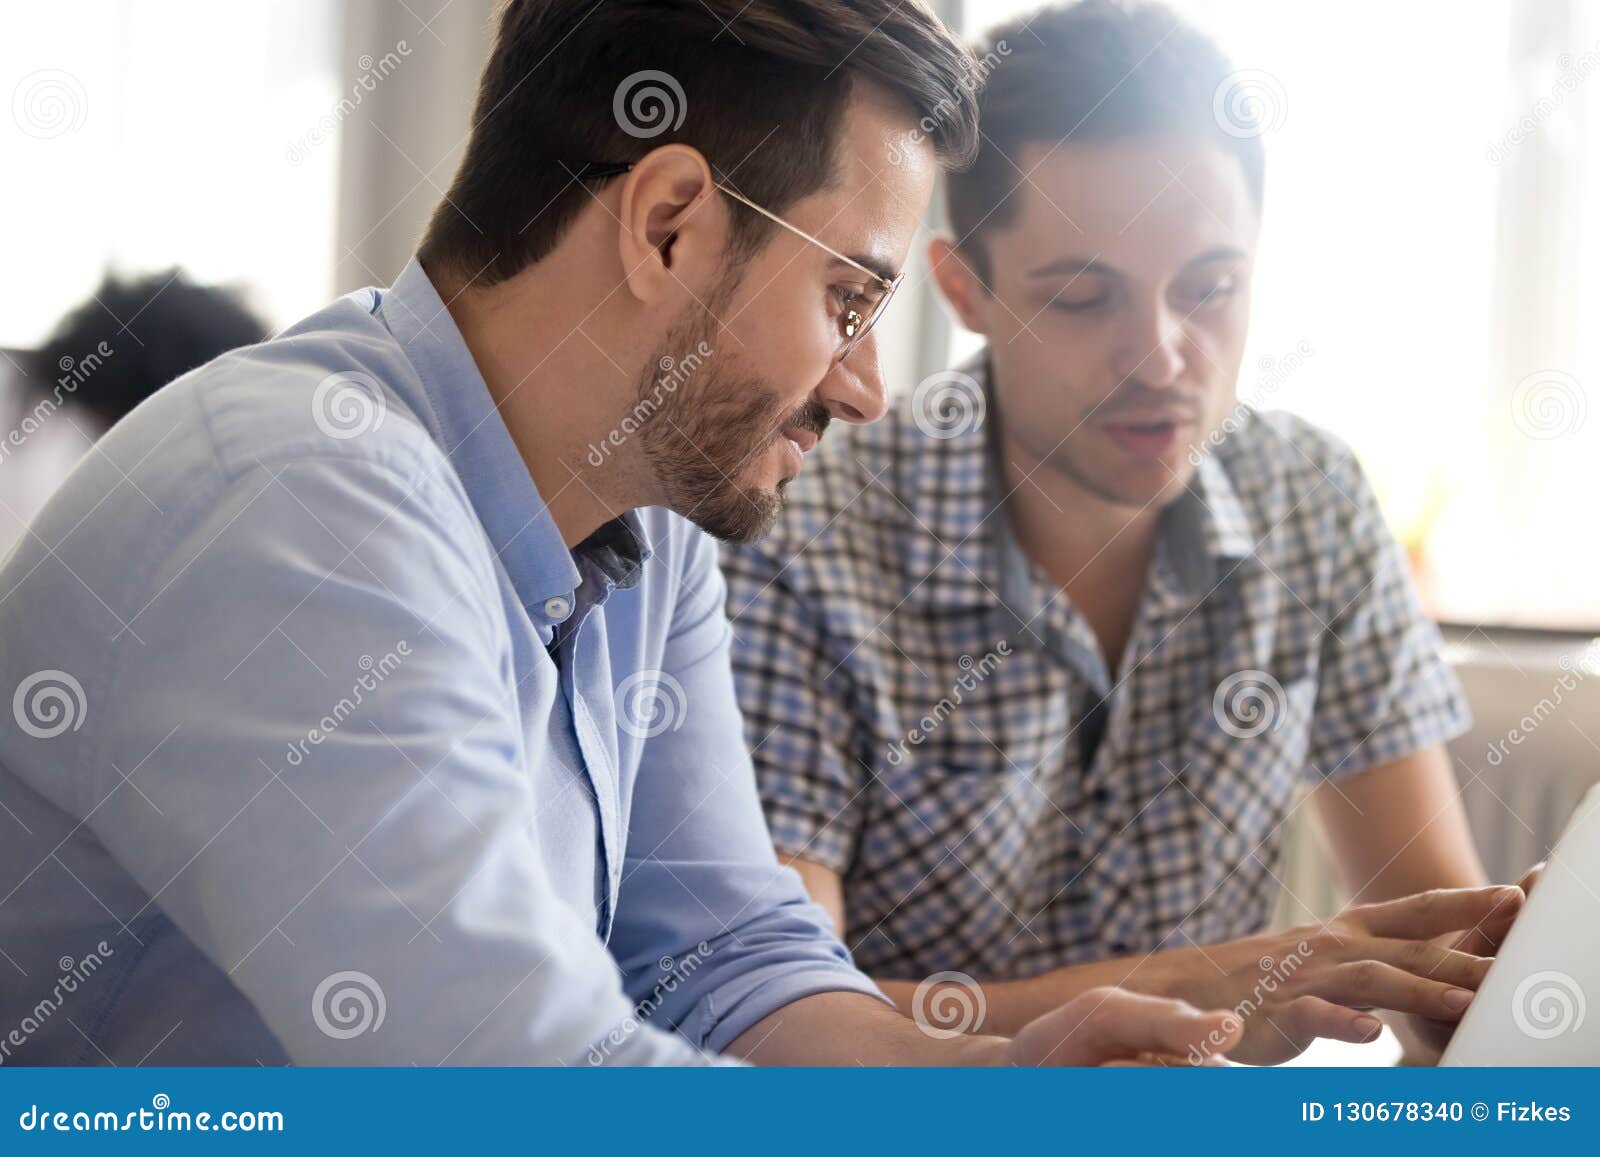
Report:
1446,887,1526,955
1307,960,1479,1021
1364,937,1494,988
1516,861,1546,896
1347,884,1525,940
1452,899,1524,955
1056,987,1242,1066
1279,995,1385,1046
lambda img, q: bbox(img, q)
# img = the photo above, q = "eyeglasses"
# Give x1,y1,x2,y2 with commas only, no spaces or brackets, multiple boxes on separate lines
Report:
574,161,902,362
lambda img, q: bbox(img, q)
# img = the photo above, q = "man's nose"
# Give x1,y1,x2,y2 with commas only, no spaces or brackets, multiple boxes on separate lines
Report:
817,331,889,424
1112,302,1188,388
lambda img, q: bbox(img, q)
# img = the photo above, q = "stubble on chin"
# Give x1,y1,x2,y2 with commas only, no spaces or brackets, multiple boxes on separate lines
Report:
639,359,788,543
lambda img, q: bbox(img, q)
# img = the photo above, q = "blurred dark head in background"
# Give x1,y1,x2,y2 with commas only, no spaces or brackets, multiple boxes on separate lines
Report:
27,269,268,429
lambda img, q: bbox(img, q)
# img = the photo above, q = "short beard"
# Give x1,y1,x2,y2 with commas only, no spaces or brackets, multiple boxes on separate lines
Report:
638,309,816,544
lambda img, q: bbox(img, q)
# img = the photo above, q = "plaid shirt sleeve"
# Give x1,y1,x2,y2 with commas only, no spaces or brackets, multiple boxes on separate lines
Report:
1306,446,1472,781
720,543,867,874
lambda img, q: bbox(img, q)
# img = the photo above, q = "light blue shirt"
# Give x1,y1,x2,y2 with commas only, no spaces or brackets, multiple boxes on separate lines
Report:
0,258,879,1066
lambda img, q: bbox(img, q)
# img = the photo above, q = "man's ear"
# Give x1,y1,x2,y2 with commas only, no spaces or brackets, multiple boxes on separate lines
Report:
615,144,720,307
928,236,992,336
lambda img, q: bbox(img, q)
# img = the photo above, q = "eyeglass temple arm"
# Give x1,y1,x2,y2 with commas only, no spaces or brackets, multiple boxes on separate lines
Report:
712,182,896,291
572,160,895,293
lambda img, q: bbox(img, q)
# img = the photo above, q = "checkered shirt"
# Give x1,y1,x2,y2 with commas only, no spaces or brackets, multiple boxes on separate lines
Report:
720,353,1471,982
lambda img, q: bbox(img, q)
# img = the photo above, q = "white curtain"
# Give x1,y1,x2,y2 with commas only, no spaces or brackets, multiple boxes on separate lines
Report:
333,0,499,293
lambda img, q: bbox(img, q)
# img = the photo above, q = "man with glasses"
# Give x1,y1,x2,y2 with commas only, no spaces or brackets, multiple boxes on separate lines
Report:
722,0,1531,1065
0,0,1302,1067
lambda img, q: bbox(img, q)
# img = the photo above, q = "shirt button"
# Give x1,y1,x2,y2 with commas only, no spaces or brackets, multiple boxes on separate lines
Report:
543,595,572,620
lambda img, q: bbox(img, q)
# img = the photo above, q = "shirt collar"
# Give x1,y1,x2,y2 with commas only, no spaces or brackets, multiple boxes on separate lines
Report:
898,352,1008,609
572,514,648,593
375,257,648,619
1159,446,1256,596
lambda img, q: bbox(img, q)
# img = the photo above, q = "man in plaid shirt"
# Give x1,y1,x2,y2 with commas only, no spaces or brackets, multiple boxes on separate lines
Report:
722,1,1535,1065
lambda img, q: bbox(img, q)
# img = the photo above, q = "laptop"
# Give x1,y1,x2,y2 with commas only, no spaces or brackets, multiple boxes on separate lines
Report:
1441,783,1600,1065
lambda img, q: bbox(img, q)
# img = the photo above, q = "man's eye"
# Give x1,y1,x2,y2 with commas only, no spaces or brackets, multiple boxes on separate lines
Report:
1178,275,1239,308
832,286,877,340
831,285,867,313
1049,293,1111,314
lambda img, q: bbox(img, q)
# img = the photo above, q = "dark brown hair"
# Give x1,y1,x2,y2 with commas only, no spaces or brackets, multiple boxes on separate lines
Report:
947,0,1266,283
419,0,980,286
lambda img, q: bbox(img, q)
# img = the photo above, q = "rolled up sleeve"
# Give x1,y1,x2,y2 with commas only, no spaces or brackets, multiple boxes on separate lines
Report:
718,541,869,874
1308,453,1472,781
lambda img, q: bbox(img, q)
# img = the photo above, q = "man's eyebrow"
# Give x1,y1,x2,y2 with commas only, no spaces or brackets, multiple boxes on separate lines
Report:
1025,256,1119,280
834,253,899,284
1025,246,1249,281
1183,245,1249,269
